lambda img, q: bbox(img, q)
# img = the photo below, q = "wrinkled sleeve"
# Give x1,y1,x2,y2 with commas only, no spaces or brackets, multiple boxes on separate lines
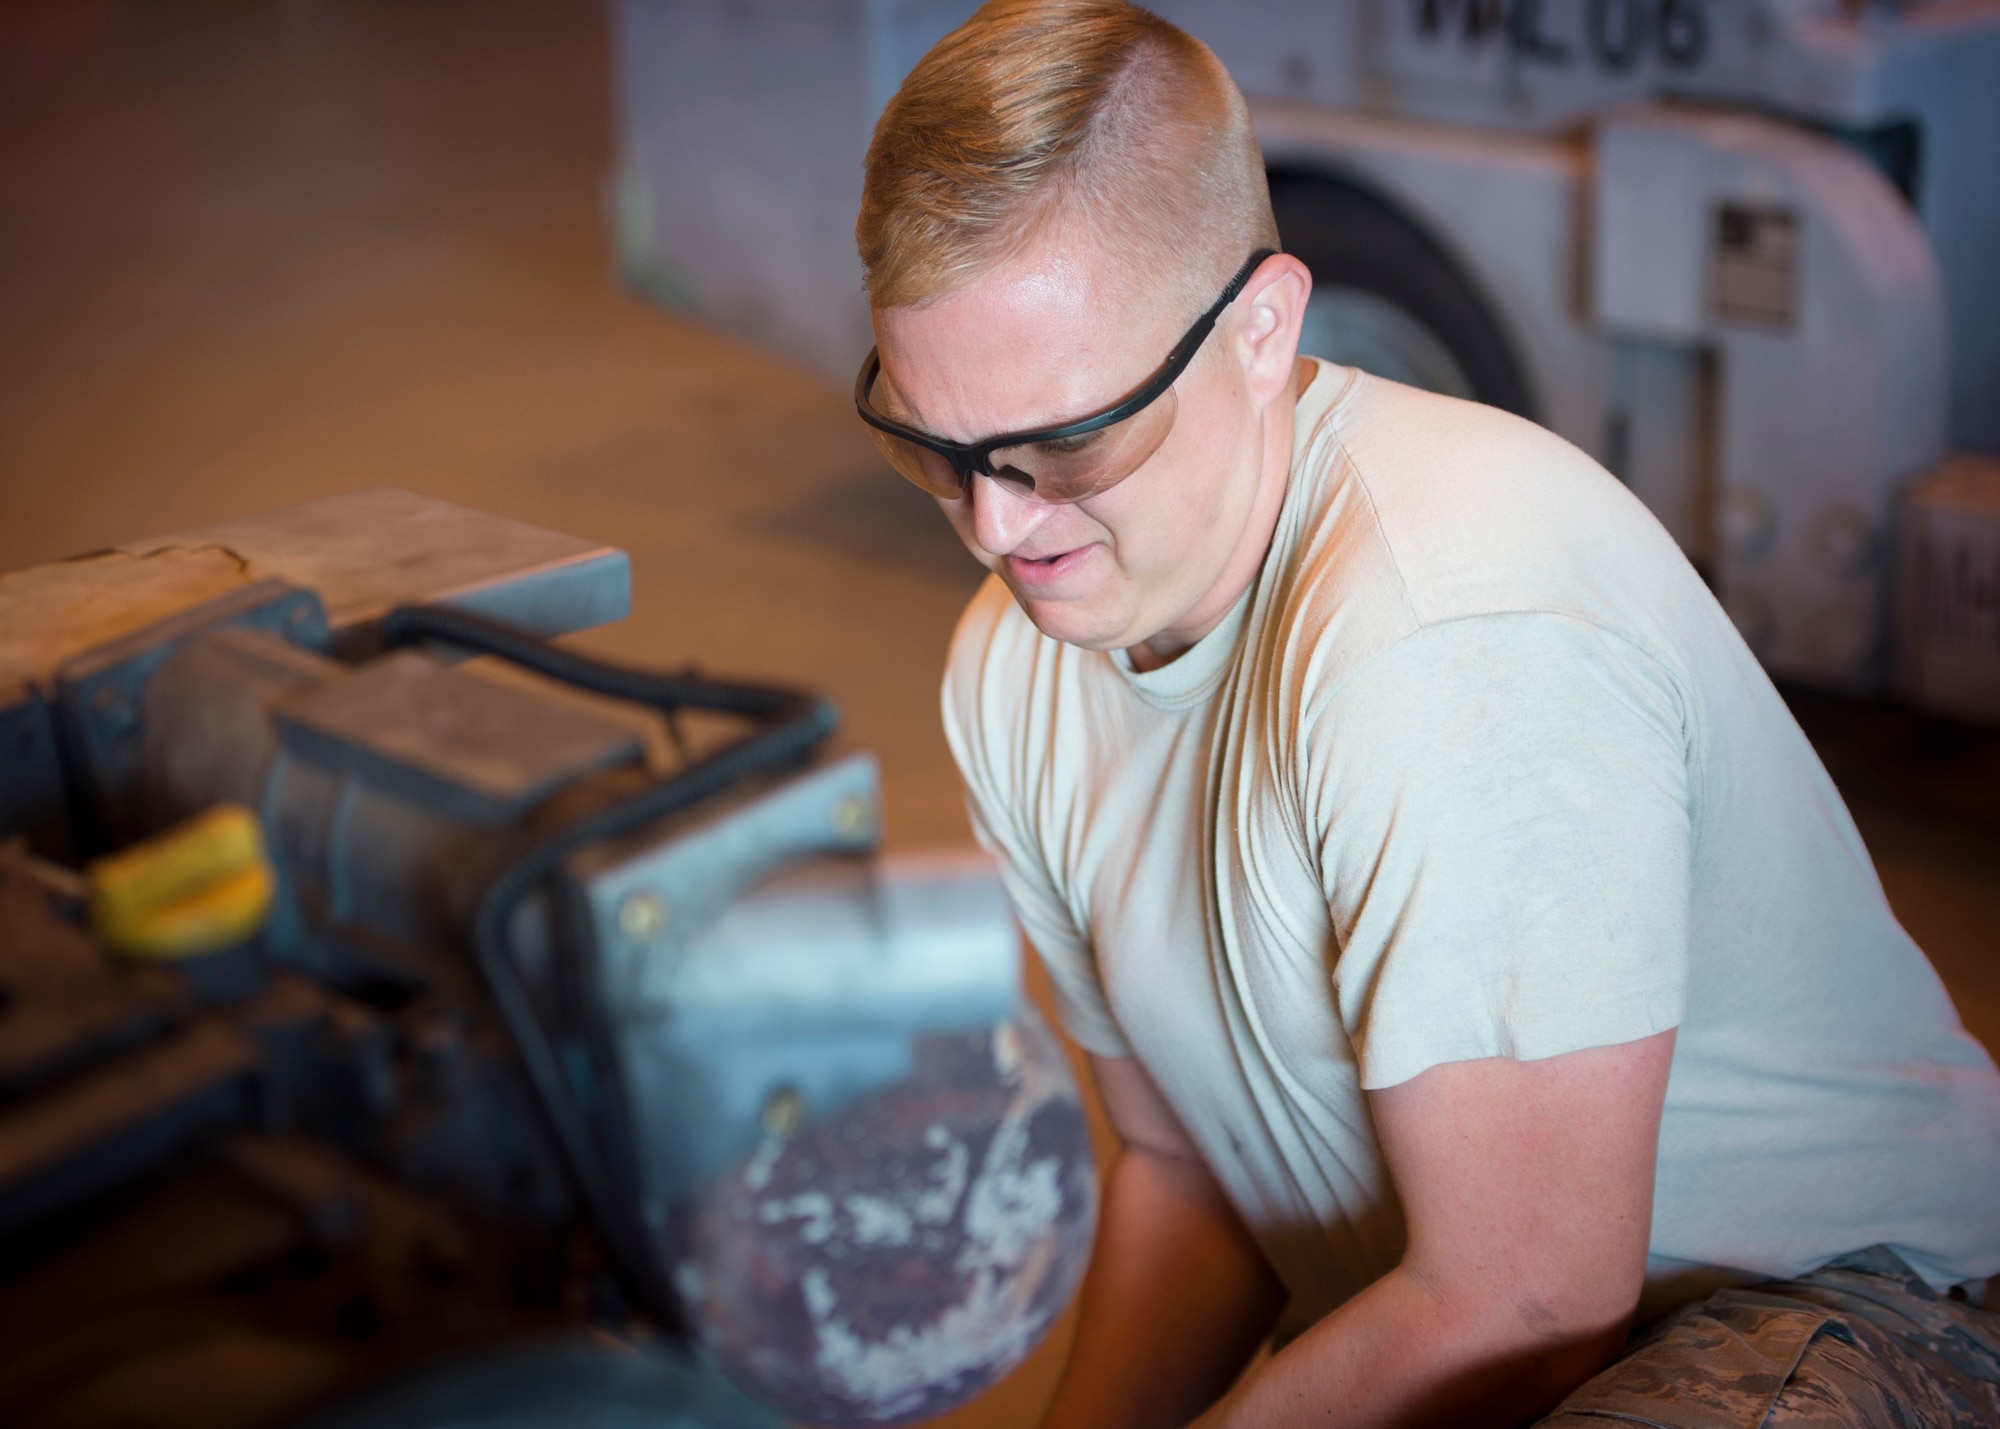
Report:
1306,614,1692,1090
941,583,1132,1059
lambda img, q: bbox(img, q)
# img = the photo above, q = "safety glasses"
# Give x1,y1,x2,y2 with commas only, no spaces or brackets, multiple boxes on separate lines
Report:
854,249,1277,505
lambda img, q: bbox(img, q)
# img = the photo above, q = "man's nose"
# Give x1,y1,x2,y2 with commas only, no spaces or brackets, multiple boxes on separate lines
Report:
970,472,1057,556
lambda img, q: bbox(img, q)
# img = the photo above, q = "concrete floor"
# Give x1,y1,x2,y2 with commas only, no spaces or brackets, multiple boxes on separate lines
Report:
1,2,1994,1425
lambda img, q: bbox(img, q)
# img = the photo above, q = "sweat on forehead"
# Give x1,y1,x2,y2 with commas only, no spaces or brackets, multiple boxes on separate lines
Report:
857,0,1279,316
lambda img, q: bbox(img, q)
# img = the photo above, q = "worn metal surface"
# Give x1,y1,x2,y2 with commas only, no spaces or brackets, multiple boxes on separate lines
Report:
276,649,644,823
2,483,632,710
129,625,485,984
0,696,74,858
0,867,190,1095
573,755,887,1010
0,545,256,711
679,1009,1095,1426
571,754,1092,1422
117,488,633,655
55,581,331,848
2,495,1091,1425
0,864,587,1429
575,758,1022,1202
0,1015,259,1236
0,489,633,851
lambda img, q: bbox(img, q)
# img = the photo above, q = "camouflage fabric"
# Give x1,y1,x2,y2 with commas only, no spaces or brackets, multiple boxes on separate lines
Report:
1538,1248,2000,1428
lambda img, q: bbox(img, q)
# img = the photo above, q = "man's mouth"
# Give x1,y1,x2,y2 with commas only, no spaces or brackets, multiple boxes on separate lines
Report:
1005,544,1096,587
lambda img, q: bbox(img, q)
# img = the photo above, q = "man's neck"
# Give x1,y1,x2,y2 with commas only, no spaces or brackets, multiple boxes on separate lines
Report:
1124,356,1313,674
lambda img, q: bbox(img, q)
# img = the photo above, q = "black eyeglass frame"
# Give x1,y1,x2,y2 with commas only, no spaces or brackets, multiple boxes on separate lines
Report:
854,248,1279,495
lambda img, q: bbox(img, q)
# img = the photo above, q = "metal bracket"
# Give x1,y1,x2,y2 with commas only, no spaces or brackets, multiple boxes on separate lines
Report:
55,579,329,851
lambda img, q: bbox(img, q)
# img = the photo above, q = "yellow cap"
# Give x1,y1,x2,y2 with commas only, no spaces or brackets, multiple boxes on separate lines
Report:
88,804,276,960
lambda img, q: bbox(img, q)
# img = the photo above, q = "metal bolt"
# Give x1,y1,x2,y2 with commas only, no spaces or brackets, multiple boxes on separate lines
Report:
617,888,668,943
831,793,873,842
761,1085,807,1139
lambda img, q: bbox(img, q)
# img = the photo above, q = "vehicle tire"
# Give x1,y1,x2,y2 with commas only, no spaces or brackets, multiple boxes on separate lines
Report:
1267,168,1536,419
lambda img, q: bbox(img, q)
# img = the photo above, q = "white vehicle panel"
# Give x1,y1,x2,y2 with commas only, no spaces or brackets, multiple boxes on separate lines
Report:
1254,102,1607,458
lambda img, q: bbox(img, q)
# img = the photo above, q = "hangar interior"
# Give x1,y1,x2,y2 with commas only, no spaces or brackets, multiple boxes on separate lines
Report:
0,3,1995,1427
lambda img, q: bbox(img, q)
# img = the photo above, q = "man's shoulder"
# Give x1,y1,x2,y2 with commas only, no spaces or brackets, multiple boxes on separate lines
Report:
941,574,1055,752
1277,371,1700,701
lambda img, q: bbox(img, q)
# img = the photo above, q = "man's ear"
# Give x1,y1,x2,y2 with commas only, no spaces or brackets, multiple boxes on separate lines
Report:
1234,253,1312,407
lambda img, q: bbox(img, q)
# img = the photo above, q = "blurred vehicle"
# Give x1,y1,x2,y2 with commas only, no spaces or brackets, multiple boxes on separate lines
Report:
610,0,2000,697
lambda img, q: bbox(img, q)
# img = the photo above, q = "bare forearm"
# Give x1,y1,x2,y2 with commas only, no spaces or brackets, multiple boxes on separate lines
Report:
1193,1263,1629,1429
1195,1033,1676,1427
1040,1148,1285,1429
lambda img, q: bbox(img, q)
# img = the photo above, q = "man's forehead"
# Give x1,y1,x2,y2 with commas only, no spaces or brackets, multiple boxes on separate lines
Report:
870,234,1184,437
881,236,1136,350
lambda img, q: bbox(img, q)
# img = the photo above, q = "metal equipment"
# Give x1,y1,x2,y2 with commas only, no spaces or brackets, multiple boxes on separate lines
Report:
0,490,1096,1429
610,0,2000,699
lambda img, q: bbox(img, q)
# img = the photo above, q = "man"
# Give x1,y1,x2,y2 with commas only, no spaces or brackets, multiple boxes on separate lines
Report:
852,3,2000,1424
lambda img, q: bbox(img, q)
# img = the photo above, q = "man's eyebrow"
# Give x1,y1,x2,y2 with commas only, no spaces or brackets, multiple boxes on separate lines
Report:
876,365,1116,442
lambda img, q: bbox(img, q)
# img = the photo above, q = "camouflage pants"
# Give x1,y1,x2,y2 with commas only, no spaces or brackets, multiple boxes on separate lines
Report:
1538,1248,2000,1428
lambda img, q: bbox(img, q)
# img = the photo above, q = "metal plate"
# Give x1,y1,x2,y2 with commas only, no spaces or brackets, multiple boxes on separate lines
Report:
570,756,886,1014
55,580,330,840
275,651,644,823
680,1010,1095,1426
0,696,67,853
1,491,630,713
119,488,632,655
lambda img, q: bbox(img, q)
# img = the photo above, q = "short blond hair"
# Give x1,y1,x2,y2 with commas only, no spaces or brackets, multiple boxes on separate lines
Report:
857,0,1278,312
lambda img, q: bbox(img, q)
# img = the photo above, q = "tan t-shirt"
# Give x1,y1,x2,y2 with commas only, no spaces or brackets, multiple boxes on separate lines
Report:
943,360,2000,1334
